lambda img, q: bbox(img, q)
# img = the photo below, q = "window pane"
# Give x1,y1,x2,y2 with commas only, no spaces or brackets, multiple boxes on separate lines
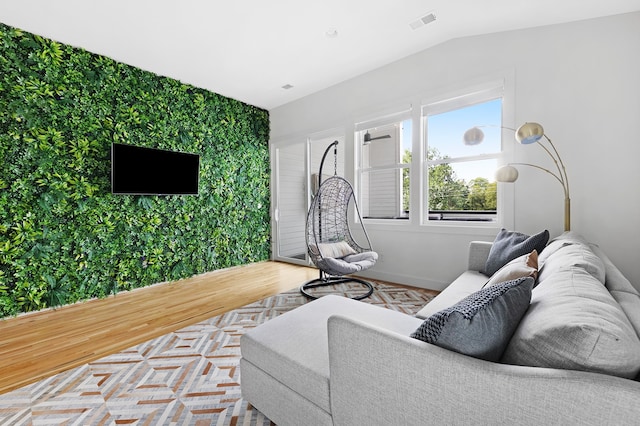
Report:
361,169,409,219
424,94,501,223
361,123,398,168
428,159,497,221
359,117,412,221
310,136,344,178
428,98,502,159
401,119,412,164
275,143,307,260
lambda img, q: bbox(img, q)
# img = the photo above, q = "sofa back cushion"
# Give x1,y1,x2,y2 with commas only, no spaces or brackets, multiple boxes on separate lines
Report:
502,261,640,379
537,234,605,284
590,243,640,340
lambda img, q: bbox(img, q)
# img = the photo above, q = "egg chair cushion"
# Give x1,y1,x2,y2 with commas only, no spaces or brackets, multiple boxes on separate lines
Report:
317,251,378,276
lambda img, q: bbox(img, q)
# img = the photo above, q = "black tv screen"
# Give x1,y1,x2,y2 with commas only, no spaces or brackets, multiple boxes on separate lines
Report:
111,143,200,195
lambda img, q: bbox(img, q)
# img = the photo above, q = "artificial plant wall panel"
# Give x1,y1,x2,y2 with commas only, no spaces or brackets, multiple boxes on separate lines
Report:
0,24,270,317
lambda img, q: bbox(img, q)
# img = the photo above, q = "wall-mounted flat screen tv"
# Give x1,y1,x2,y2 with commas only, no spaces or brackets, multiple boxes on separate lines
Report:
111,143,200,195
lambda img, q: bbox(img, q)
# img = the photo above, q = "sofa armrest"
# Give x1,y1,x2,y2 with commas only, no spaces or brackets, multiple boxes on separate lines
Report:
328,314,640,426
468,241,492,272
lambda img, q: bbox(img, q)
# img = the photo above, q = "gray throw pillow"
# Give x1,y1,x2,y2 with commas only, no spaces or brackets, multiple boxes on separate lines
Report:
484,229,549,276
410,277,533,361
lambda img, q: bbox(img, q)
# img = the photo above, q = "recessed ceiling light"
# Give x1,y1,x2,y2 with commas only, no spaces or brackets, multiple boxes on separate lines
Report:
410,12,436,30
281,84,294,90
325,29,338,38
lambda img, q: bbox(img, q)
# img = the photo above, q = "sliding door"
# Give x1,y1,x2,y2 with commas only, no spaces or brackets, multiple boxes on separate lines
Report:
273,142,307,263
271,135,345,265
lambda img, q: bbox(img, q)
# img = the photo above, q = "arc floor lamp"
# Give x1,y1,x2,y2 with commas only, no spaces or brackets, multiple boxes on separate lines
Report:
464,122,571,231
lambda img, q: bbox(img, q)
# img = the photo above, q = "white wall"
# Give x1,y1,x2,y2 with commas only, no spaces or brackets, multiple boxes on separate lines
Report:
270,12,640,291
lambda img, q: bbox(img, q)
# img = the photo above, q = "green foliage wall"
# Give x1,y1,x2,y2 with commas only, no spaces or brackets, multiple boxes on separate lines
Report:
0,24,271,317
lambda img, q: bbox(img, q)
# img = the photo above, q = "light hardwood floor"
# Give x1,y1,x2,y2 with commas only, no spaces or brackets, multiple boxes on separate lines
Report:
0,261,319,395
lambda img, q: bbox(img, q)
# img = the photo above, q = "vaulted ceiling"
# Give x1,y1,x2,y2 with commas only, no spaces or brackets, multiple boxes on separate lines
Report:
2,0,639,109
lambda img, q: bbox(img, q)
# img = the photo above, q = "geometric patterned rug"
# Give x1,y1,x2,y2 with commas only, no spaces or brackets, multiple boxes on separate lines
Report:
0,280,436,425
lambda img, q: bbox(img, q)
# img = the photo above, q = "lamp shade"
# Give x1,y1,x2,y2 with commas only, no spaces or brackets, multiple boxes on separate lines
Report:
463,127,484,145
515,122,544,145
495,165,519,182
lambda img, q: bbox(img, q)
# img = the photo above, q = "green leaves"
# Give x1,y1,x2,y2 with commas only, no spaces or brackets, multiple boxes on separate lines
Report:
0,23,270,317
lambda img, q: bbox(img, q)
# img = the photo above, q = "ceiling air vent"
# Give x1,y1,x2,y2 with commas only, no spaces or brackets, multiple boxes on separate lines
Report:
410,12,436,30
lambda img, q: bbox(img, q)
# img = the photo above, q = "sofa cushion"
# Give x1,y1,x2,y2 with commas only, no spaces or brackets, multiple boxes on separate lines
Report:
415,271,488,319
240,295,422,413
317,251,378,275
411,277,533,362
502,268,640,379
590,244,640,337
484,229,549,276
538,233,605,284
486,250,538,287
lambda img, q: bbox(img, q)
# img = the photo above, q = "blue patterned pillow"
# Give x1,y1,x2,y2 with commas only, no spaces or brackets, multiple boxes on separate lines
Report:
410,277,534,361
484,229,549,276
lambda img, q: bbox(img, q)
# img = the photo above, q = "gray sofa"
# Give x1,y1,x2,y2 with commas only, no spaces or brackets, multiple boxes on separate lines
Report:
240,232,640,425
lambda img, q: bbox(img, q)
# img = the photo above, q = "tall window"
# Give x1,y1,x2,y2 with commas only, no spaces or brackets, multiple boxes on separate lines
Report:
423,91,502,223
358,117,412,219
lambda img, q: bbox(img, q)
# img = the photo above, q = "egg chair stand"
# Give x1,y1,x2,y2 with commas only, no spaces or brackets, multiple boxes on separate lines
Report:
300,273,374,301
300,141,377,300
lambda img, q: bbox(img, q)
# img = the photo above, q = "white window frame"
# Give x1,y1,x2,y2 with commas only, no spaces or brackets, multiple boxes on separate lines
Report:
351,75,515,232
355,108,413,222
421,83,508,227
